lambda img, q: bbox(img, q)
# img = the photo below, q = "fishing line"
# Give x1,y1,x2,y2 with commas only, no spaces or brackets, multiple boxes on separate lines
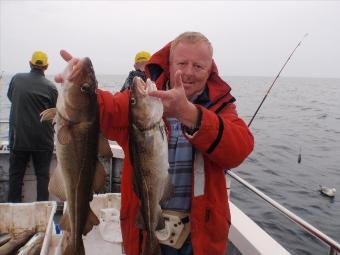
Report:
243,34,335,196
247,33,309,127
227,33,309,181
246,33,308,167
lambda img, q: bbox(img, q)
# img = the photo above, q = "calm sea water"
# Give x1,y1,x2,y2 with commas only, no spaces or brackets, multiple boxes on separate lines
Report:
0,74,339,254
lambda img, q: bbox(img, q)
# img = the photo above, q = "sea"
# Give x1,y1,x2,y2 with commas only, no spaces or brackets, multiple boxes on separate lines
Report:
0,74,339,255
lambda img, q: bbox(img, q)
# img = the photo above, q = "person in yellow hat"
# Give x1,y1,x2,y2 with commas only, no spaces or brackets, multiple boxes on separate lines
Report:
120,51,151,92
7,50,58,202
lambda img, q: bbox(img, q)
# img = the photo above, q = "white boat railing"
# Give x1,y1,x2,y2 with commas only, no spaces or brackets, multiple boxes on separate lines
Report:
227,170,340,255
0,119,339,254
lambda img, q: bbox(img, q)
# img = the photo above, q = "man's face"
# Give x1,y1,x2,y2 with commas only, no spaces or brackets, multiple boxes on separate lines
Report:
169,41,212,100
134,61,147,71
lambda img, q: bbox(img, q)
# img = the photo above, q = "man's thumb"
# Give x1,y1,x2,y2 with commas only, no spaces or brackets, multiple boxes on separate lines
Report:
60,50,73,62
174,70,183,88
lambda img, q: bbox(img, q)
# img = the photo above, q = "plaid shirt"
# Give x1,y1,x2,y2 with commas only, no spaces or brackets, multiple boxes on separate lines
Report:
161,117,194,211
161,87,211,211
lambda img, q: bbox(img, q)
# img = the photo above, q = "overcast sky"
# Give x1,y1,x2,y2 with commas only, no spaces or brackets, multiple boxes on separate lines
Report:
1,1,339,78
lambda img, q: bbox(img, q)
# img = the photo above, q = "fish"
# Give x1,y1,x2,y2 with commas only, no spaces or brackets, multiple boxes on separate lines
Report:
0,229,34,255
129,77,173,255
17,232,45,255
0,233,11,247
41,56,112,255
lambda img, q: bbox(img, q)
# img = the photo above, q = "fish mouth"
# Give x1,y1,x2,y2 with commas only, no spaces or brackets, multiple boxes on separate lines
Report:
68,57,97,92
130,78,163,130
131,77,147,98
59,57,98,117
131,77,158,99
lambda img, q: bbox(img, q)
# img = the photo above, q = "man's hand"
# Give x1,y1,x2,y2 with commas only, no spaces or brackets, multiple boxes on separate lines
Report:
54,50,79,84
148,70,199,128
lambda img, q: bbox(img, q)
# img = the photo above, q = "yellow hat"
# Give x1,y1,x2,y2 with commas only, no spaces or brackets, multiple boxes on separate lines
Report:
135,51,151,63
30,51,48,67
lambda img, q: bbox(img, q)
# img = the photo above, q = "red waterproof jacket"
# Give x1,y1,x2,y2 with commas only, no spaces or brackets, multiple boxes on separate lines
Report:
97,42,254,255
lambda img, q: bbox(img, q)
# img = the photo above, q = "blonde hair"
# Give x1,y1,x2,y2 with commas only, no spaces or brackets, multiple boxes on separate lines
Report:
170,32,213,60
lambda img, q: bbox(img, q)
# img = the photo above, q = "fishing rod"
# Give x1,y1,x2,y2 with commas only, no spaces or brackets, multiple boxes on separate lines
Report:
247,33,309,127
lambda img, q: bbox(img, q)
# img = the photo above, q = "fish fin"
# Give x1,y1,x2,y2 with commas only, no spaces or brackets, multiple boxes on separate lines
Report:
57,125,72,145
144,232,162,255
160,176,174,204
48,165,67,201
40,108,57,122
155,211,165,231
83,209,100,235
93,161,107,193
60,208,71,232
98,133,113,157
135,209,145,230
73,121,93,130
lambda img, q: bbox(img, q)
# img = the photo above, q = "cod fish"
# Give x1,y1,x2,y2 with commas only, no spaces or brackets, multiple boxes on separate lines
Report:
17,232,45,255
41,56,112,255
0,233,11,247
0,230,34,255
129,77,172,255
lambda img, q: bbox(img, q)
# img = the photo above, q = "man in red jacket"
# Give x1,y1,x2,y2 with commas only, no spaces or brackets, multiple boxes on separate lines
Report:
57,31,254,255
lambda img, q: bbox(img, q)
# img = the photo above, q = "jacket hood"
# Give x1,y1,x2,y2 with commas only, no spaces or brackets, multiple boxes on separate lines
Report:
145,41,233,103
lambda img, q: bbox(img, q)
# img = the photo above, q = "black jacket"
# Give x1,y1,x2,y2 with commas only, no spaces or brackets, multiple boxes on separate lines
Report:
7,68,58,151
120,69,146,92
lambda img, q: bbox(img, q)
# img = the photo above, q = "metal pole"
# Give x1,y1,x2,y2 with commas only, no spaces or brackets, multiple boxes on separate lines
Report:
109,158,113,193
228,170,340,253
329,247,337,255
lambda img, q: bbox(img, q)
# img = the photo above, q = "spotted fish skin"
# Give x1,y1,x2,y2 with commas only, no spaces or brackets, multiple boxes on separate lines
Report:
41,57,110,255
129,77,172,255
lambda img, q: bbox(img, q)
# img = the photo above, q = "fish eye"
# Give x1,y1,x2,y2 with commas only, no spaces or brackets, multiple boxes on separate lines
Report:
130,97,136,105
80,83,90,93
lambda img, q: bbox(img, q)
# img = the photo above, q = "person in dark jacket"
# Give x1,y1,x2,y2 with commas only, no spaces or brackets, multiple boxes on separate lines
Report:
120,51,151,92
7,50,58,202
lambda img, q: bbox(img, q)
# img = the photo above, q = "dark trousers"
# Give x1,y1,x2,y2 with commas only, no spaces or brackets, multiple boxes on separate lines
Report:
8,150,52,202
160,237,193,255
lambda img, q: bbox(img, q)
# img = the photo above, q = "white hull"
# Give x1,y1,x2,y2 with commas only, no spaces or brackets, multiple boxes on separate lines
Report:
0,141,290,255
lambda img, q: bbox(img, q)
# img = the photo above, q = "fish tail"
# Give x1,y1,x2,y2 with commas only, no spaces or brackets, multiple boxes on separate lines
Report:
63,241,85,255
83,208,100,235
144,232,162,255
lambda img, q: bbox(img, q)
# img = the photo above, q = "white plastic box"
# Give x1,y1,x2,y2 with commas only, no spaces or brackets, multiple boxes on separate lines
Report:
48,193,124,255
0,201,57,255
